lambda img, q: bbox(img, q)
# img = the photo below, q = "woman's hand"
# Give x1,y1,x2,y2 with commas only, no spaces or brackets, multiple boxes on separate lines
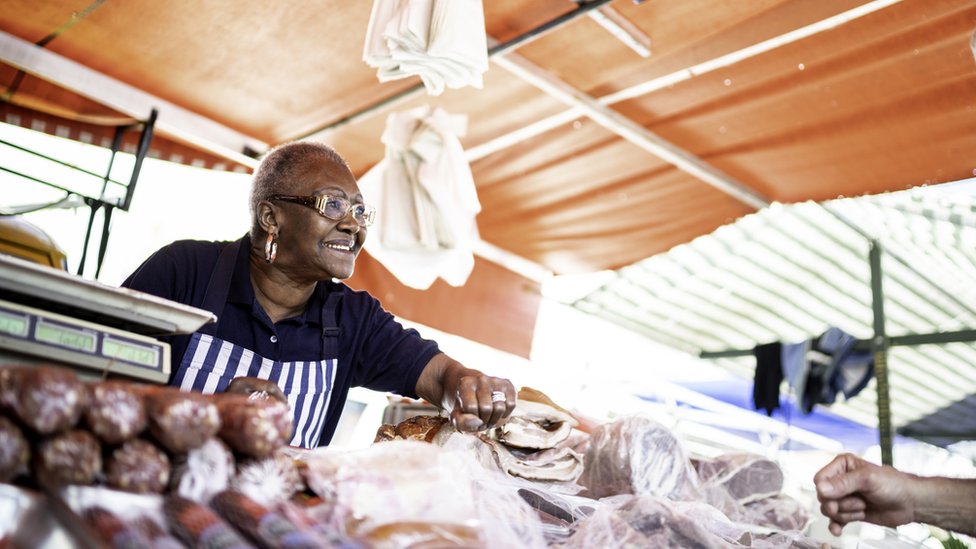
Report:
415,354,517,432
226,376,288,404
449,372,517,432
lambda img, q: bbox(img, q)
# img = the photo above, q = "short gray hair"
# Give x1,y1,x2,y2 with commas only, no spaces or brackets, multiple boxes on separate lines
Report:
249,141,350,235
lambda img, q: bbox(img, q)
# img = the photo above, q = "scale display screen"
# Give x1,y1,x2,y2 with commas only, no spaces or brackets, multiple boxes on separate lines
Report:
35,320,97,353
102,337,159,368
0,300,170,382
0,310,29,337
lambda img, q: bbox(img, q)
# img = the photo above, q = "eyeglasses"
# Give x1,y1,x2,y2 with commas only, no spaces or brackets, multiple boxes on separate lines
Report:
271,194,376,227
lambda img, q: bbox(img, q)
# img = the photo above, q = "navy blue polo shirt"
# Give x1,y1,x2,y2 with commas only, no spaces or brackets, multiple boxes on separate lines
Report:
122,235,440,444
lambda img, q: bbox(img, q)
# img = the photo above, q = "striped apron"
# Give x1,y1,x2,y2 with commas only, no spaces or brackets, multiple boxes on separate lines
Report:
171,241,340,448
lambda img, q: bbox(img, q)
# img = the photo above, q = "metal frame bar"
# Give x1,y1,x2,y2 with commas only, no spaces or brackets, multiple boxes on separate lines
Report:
467,0,904,164
300,0,616,141
0,30,264,168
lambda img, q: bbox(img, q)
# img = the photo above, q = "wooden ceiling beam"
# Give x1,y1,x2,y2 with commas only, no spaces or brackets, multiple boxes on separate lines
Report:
492,51,771,210
0,31,266,168
469,0,905,164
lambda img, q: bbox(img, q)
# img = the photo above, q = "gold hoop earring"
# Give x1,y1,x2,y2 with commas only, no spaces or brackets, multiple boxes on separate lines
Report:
265,232,278,264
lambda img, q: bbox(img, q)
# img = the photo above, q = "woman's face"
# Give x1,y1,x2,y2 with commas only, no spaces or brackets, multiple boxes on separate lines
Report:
272,158,367,281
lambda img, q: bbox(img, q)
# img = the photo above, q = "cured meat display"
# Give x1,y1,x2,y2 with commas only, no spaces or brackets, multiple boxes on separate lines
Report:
1,364,834,548
578,414,700,500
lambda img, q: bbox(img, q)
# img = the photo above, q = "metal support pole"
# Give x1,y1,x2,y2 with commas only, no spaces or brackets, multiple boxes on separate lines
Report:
869,240,893,466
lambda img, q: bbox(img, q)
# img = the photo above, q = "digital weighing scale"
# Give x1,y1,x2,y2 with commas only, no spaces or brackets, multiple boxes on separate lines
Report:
0,254,215,383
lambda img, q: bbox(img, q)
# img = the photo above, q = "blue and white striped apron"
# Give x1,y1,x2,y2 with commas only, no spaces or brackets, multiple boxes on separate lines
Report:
172,241,341,448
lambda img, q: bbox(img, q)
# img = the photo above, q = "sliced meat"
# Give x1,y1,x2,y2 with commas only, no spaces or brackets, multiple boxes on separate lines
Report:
481,435,583,482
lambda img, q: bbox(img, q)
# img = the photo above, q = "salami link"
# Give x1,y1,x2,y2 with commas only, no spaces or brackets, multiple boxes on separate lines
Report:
33,429,101,488
85,381,147,445
0,415,29,482
4,366,88,435
105,438,171,494
142,387,220,453
216,394,292,458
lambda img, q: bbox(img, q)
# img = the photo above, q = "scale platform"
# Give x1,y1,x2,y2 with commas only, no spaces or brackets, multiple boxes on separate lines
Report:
0,254,215,382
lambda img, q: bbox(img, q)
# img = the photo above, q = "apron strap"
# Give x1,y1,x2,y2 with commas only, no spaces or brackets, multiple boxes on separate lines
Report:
199,239,242,336
321,286,342,358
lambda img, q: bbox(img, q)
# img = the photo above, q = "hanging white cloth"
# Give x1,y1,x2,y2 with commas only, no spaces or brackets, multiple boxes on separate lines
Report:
362,0,489,96
359,106,481,289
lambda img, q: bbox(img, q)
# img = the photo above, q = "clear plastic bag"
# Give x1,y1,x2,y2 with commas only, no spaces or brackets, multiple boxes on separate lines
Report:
302,438,546,548
578,415,700,500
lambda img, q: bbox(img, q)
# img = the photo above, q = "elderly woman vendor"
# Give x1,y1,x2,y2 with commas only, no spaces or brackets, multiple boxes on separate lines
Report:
123,141,516,448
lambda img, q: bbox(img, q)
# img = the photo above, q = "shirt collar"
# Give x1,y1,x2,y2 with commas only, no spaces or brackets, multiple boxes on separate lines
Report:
227,233,325,326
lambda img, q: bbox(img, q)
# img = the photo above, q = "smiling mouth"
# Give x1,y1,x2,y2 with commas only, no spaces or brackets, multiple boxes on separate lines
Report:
325,242,355,252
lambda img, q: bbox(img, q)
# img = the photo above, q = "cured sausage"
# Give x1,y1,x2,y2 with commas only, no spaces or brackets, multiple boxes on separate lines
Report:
215,393,292,458
0,415,29,482
105,439,171,494
4,366,88,435
85,381,147,445
142,387,220,453
33,429,101,487
210,489,320,549
163,495,254,549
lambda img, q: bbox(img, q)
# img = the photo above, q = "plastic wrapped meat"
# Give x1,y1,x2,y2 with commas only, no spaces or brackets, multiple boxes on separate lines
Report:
578,415,699,500
142,387,220,453
0,415,29,482
85,381,147,445
163,495,255,549
232,450,304,507
105,439,171,494
693,453,784,504
170,437,235,503
82,506,153,549
744,494,811,532
555,495,728,549
33,429,101,488
302,439,546,548
215,393,292,458
210,489,320,549
4,366,88,435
